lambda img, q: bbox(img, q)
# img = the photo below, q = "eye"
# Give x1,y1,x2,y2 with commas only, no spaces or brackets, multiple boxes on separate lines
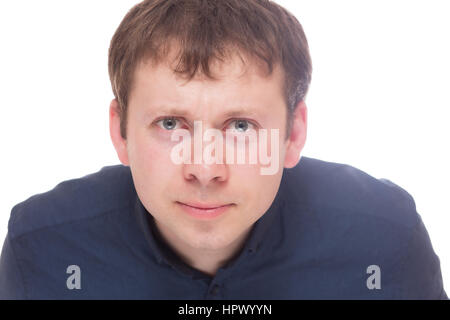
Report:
227,119,256,133
156,117,181,131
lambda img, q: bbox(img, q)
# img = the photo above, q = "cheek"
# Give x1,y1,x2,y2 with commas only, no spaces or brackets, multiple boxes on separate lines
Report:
230,165,281,204
129,129,179,167
128,133,181,192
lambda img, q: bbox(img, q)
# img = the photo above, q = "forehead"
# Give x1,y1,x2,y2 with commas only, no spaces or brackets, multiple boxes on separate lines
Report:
128,48,286,118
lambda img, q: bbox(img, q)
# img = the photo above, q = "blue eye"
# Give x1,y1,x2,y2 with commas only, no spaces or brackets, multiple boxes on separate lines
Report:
229,119,255,132
157,118,179,130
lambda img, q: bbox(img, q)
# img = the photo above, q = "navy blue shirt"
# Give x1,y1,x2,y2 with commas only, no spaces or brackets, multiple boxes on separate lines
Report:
0,157,447,299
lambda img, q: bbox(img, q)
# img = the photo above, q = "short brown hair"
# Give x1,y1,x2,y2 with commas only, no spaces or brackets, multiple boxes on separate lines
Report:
108,0,312,139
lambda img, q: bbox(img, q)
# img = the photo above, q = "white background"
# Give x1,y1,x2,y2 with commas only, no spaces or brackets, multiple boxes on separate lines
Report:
0,0,449,293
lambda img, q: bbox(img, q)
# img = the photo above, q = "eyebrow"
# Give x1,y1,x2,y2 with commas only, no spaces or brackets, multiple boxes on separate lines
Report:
150,105,261,119
223,109,260,118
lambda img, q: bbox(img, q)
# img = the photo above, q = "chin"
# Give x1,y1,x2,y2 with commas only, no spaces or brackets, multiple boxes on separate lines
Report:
185,228,238,251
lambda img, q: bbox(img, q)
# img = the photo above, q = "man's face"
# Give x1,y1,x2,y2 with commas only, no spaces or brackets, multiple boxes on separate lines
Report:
110,51,307,255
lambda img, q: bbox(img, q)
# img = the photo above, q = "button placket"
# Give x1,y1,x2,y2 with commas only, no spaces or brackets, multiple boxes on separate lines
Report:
206,282,222,299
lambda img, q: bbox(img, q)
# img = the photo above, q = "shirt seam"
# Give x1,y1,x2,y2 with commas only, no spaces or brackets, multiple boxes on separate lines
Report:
10,200,135,242
284,197,418,232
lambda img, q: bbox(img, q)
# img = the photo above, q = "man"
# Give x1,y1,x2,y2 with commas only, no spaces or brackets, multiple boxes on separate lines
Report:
0,0,447,299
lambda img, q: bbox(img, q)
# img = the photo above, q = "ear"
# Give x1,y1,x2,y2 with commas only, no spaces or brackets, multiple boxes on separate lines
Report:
109,99,130,166
283,101,307,168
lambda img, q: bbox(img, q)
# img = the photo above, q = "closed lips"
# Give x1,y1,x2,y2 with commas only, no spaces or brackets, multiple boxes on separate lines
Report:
177,202,233,210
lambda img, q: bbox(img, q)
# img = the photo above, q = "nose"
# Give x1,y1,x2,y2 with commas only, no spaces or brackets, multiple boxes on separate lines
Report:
182,162,229,186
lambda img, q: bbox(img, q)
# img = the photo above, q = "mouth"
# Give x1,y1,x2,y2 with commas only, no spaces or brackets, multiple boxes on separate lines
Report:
176,201,234,219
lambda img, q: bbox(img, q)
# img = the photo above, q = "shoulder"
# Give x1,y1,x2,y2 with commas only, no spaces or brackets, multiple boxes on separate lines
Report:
280,156,419,229
278,157,446,298
7,165,136,239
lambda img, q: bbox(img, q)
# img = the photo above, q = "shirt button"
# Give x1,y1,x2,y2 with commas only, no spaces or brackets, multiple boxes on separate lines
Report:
210,284,220,296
